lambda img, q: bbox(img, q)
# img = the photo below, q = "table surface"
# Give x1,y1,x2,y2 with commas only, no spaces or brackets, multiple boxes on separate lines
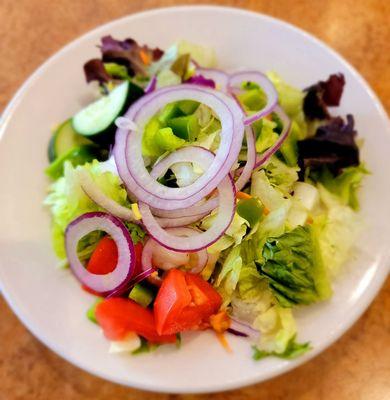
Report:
1,1,389,399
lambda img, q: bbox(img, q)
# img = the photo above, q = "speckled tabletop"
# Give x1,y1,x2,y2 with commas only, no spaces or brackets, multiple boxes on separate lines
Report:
0,1,389,399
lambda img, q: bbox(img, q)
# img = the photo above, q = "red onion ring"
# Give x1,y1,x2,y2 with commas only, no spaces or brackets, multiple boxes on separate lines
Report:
77,169,138,223
138,147,236,252
141,228,209,284
155,213,208,228
254,105,291,168
139,172,235,252
230,318,260,340
114,85,244,210
145,75,157,94
65,212,135,296
106,268,155,299
235,126,256,191
228,71,278,125
195,67,229,91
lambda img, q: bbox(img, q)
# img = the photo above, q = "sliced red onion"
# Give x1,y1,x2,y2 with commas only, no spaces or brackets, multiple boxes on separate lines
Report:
115,85,244,210
151,197,218,219
254,105,291,168
196,67,229,92
228,71,278,125
77,169,138,223
115,117,139,131
235,126,256,191
145,75,157,94
106,268,155,299
155,213,208,228
230,318,260,340
148,146,219,219
141,228,209,284
227,328,248,338
139,172,236,252
65,212,135,295
186,74,216,88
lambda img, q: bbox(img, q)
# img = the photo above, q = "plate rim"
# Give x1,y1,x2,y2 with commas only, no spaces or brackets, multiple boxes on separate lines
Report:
0,5,389,394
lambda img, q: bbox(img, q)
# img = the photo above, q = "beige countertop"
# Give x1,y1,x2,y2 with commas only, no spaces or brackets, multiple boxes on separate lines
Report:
1,1,389,399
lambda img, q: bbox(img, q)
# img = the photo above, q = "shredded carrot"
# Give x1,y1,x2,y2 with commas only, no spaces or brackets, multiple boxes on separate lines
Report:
236,191,252,200
210,311,230,333
139,49,151,65
306,216,314,225
263,207,270,216
216,332,232,352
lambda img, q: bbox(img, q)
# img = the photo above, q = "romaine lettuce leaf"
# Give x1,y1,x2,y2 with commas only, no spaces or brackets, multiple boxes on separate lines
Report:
256,225,332,307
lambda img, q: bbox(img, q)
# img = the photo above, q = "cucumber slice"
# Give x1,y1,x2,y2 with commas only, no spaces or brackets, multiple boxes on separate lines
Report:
48,119,92,162
72,81,144,143
45,145,104,180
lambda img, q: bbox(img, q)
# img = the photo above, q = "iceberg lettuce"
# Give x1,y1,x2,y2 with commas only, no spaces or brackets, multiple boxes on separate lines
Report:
44,160,129,259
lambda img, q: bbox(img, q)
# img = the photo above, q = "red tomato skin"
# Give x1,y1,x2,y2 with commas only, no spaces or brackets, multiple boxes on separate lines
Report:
95,298,176,344
154,269,191,335
133,242,143,276
87,236,118,275
154,270,222,335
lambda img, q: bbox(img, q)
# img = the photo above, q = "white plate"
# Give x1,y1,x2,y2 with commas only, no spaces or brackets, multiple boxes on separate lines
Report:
0,5,389,394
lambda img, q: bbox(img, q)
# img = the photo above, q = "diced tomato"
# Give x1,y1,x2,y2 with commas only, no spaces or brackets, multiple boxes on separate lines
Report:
87,236,118,275
154,269,222,335
133,242,143,276
185,273,222,315
154,269,191,335
95,297,176,344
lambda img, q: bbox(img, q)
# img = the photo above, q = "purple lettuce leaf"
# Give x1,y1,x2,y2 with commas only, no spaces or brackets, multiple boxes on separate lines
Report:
83,35,164,83
83,59,111,84
303,73,345,120
298,114,359,175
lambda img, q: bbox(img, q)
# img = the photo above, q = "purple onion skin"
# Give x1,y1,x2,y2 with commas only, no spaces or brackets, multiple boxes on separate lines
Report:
186,74,216,88
65,212,136,297
227,328,249,338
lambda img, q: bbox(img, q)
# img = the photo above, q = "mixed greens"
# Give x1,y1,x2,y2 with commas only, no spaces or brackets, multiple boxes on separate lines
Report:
44,36,366,359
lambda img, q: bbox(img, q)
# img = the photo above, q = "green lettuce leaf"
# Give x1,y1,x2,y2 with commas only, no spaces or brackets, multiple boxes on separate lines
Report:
254,118,279,153
124,222,145,244
263,156,299,195
267,72,308,139
232,262,300,354
251,169,288,211
203,212,249,254
177,40,217,68
215,246,243,307
253,335,311,360
256,225,332,307
315,164,368,210
44,160,128,258
314,185,360,276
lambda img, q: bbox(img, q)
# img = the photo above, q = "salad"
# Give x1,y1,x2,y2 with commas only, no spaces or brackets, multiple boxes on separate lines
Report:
44,36,367,359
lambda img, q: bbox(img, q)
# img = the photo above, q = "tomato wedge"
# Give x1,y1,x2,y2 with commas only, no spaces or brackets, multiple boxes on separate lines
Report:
154,269,222,335
87,236,118,275
95,297,176,344
82,238,144,295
